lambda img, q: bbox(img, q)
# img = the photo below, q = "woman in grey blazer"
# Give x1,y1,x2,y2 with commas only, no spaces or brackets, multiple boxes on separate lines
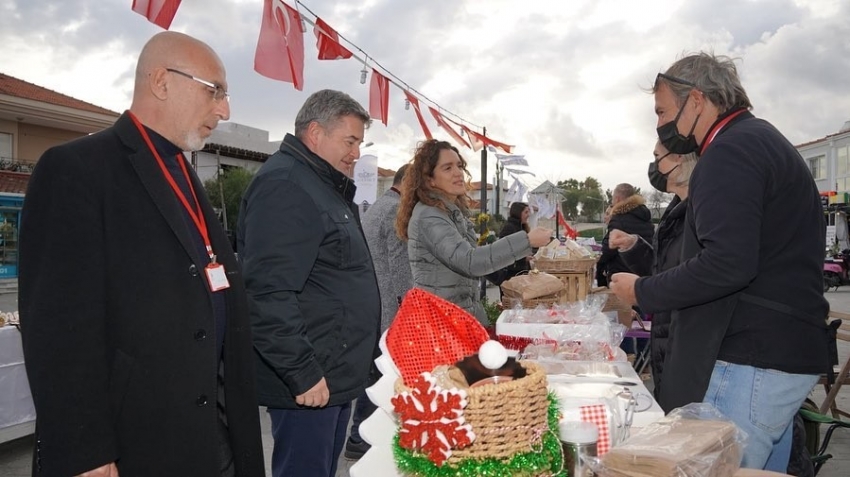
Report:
395,139,551,325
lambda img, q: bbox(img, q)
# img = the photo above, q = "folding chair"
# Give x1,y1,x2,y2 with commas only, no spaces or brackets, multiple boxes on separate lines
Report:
624,313,651,374
818,311,850,419
799,404,850,475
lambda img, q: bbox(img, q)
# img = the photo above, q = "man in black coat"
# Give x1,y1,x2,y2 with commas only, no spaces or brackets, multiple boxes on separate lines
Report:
238,90,380,477
610,53,831,472
19,32,264,477
596,183,654,285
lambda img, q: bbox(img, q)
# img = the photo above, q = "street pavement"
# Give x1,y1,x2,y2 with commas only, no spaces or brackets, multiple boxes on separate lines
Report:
1,285,848,476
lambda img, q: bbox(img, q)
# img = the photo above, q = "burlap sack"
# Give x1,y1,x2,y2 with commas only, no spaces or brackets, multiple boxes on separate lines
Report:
500,270,564,300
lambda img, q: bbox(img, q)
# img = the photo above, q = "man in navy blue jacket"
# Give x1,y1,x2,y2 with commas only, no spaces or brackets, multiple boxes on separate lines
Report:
611,53,831,472
238,90,380,477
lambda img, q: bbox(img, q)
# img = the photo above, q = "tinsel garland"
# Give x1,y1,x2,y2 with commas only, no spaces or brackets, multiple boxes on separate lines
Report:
393,392,565,477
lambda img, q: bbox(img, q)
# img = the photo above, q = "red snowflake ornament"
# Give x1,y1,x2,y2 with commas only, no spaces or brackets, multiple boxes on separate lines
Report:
391,372,476,466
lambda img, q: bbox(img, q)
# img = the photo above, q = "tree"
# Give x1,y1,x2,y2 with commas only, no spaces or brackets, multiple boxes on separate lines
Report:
556,176,605,221
203,167,256,232
642,189,674,219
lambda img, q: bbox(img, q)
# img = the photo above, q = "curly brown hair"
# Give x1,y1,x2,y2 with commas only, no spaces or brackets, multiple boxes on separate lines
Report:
395,139,471,241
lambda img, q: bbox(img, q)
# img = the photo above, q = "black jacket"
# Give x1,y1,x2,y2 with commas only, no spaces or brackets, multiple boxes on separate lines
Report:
498,217,531,278
238,134,381,409
620,196,687,400
19,113,264,477
598,195,655,283
635,111,831,412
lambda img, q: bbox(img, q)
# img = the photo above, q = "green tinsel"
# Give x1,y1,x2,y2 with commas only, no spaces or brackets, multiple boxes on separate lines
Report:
393,393,566,477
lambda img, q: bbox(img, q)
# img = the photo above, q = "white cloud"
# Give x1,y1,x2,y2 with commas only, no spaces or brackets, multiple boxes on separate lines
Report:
1,0,847,195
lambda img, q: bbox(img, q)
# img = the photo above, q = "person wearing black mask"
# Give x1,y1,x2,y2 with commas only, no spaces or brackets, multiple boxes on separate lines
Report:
610,53,832,472
608,141,696,401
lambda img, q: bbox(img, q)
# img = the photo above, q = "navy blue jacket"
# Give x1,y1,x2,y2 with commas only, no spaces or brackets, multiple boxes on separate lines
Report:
238,134,380,409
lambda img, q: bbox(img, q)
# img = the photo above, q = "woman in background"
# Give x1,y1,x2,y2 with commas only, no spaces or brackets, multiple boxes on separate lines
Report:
496,202,535,297
395,139,551,325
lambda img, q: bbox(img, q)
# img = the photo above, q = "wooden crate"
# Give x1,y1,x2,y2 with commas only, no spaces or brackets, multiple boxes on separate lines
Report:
548,269,594,304
535,257,596,274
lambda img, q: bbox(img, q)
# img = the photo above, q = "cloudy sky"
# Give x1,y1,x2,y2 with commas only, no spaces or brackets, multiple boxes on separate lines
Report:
2,0,849,194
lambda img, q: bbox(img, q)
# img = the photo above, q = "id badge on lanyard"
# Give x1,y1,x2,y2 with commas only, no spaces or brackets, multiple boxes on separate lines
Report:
129,112,231,292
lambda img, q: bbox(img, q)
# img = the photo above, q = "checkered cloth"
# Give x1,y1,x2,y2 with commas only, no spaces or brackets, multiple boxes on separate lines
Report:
580,404,611,455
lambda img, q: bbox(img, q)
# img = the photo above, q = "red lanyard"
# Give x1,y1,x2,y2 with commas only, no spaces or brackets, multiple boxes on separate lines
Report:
128,112,215,262
699,109,747,156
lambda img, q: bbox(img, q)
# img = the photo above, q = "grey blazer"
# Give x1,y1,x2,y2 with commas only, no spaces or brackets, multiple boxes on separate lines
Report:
407,196,531,324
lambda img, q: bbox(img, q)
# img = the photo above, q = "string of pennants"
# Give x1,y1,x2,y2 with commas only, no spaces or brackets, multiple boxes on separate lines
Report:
131,0,514,154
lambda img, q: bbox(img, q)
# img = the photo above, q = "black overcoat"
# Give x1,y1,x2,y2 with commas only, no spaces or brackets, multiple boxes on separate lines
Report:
19,112,264,477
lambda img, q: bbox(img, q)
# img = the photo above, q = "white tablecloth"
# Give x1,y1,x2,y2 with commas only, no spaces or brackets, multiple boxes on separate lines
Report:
0,325,36,443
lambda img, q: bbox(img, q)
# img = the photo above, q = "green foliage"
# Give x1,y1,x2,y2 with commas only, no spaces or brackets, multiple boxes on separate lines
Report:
203,167,256,232
556,176,606,221
578,227,605,242
481,297,502,327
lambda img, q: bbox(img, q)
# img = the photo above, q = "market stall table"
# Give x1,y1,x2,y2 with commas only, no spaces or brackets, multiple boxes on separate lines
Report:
0,325,35,444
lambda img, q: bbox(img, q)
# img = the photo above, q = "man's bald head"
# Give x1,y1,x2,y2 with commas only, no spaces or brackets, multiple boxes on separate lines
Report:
130,32,230,151
134,32,219,88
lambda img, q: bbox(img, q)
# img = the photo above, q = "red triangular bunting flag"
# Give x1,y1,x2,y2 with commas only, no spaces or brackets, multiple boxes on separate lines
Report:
132,0,182,29
428,108,470,149
459,124,514,154
403,91,432,140
313,17,353,60
254,0,305,91
369,70,390,126
463,127,484,152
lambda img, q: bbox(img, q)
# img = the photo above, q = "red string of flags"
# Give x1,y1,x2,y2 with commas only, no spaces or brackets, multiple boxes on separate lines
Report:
130,0,514,154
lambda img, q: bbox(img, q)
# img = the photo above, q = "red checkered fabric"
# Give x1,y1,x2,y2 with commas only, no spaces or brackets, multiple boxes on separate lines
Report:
386,288,490,387
579,404,611,455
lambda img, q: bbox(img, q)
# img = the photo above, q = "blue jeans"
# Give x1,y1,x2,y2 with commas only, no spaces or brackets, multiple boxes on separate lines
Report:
268,403,351,477
702,361,817,471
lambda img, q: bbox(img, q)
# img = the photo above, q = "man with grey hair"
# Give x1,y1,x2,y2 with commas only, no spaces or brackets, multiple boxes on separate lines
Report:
610,53,832,471
238,89,380,476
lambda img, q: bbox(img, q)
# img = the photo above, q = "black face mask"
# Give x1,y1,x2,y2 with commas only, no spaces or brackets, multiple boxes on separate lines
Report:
648,152,680,193
657,94,700,155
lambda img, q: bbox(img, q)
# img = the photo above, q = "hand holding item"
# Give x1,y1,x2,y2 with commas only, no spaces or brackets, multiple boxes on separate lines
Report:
609,272,639,306
77,463,119,477
296,377,330,407
609,229,638,251
527,227,554,248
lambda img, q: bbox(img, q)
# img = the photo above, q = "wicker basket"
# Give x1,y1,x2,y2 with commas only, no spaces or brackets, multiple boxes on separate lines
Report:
395,361,551,465
534,257,596,273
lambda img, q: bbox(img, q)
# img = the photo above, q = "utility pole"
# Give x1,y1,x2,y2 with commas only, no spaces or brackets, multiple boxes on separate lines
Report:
479,127,488,301
494,162,504,218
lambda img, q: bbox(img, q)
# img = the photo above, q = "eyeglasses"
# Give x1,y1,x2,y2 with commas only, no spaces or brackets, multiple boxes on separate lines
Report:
166,68,229,102
655,72,696,88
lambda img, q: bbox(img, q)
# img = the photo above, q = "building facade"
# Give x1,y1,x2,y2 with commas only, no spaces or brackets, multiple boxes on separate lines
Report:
0,73,120,278
798,120,850,201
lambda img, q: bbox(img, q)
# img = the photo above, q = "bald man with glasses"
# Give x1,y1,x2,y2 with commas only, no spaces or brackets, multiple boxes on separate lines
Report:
19,31,263,477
